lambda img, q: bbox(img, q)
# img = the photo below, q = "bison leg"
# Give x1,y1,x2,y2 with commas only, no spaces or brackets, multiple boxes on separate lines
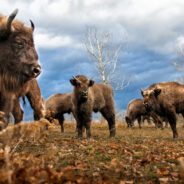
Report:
137,116,142,129
77,120,84,138
26,90,44,121
167,111,178,138
181,112,184,128
100,108,116,137
0,95,15,127
155,119,163,129
147,117,151,125
165,120,168,128
84,121,91,138
55,113,64,133
12,98,24,124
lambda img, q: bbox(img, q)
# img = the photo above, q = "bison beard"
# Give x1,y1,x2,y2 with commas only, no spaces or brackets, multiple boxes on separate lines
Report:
70,75,116,138
141,82,184,138
0,9,41,126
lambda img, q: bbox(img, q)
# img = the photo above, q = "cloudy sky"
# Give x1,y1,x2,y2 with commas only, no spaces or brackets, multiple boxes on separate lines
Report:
1,0,184,120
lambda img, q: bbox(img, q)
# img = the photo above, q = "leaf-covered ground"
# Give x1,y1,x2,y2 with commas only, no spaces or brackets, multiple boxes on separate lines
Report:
1,120,184,183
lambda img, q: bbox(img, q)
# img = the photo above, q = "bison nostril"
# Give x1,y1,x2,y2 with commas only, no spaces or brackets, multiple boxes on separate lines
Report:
33,67,41,75
82,91,88,96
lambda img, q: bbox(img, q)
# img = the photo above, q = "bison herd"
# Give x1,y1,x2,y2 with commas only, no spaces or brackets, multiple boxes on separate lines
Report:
0,9,183,139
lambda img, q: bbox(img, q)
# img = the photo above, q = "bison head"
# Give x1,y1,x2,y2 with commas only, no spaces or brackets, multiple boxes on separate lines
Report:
125,116,133,127
70,75,94,102
140,88,161,112
0,9,41,83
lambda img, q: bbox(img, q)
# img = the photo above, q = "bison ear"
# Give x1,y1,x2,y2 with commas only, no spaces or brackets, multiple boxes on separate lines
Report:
140,88,144,97
89,80,94,87
70,79,77,86
154,88,161,97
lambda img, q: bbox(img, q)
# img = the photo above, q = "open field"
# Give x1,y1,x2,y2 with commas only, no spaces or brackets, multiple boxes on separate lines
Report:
0,120,184,184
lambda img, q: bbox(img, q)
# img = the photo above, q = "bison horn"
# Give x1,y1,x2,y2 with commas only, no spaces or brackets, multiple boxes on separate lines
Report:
30,20,35,31
7,9,18,33
140,88,144,96
72,75,79,81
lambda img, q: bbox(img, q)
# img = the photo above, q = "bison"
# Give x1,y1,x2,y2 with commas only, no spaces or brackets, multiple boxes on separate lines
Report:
125,99,147,128
0,9,41,126
44,93,74,132
141,81,184,138
70,75,116,138
125,99,163,129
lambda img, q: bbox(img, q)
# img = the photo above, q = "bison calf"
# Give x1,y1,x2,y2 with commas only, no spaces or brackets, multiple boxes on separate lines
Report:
70,75,116,138
45,93,74,132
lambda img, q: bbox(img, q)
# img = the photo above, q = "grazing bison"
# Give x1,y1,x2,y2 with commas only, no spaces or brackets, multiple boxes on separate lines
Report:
141,81,184,138
70,75,116,138
125,99,147,128
0,9,41,126
45,93,74,132
125,99,164,129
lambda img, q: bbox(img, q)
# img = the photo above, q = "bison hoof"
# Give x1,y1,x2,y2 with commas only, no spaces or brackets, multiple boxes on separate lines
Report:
110,133,115,138
173,134,178,139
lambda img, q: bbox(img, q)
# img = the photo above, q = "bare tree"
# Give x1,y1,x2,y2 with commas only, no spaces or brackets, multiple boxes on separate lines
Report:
84,26,131,90
173,39,184,84
173,43,184,72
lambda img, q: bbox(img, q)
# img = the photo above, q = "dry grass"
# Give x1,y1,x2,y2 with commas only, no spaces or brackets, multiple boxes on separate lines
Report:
0,120,184,183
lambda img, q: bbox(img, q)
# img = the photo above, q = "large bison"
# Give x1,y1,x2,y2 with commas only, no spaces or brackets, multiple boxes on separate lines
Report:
70,75,116,138
141,81,184,138
0,9,41,126
125,98,165,129
45,93,74,132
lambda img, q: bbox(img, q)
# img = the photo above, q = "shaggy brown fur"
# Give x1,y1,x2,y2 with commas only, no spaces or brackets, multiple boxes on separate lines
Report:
141,81,184,138
0,10,41,125
125,98,165,129
0,79,44,124
70,75,116,138
11,79,44,123
45,93,74,132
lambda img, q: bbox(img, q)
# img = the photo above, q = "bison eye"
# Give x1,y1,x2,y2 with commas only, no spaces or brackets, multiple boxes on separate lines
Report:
14,41,24,49
150,93,154,97
76,83,81,87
